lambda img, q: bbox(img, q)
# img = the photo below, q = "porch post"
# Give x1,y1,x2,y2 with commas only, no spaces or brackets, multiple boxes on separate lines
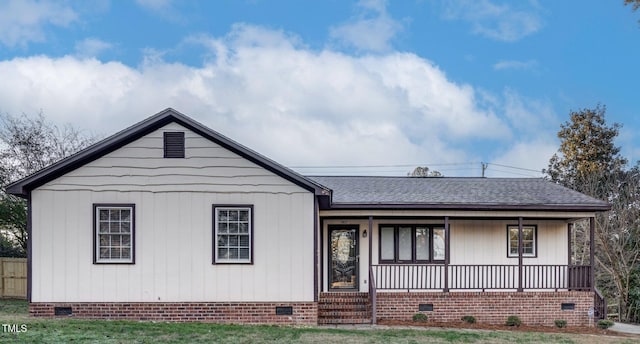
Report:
518,217,523,292
368,216,375,325
444,216,450,292
568,222,572,289
567,223,572,265
590,217,595,291
368,216,373,274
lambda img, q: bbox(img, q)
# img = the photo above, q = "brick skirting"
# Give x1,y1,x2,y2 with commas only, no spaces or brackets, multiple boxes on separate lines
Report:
376,291,594,326
30,302,317,325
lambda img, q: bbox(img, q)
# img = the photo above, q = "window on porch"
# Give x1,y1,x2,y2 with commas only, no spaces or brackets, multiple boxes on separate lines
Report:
379,225,445,264
507,225,537,258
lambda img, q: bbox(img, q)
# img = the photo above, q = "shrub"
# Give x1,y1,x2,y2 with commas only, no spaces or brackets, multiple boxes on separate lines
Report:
461,315,476,324
505,315,522,327
554,320,567,328
412,313,428,322
597,319,614,329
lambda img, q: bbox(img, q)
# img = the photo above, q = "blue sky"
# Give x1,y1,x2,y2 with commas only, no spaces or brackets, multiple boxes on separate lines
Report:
0,0,638,177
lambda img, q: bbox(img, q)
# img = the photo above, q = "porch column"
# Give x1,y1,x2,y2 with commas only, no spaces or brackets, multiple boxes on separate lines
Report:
368,216,375,325
368,216,373,273
444,216,450,292
518,217,523,292
590,217,595,291
567,223,573,265
567,222,572,289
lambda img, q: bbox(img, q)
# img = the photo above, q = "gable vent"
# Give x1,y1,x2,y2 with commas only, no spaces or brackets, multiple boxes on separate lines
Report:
164,132,185,158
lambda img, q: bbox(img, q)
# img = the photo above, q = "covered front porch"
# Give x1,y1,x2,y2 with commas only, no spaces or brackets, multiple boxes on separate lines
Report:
318,212,604,325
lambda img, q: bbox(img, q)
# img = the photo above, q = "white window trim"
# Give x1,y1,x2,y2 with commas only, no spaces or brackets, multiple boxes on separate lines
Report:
214,205,253,264
507,225,537,258
94,205,135,264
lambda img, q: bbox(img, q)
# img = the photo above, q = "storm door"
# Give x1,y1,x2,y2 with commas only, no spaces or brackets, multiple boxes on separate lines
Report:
328,225,359,290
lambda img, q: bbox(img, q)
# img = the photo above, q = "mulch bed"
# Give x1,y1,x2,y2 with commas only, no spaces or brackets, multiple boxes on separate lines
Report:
377,319,629,336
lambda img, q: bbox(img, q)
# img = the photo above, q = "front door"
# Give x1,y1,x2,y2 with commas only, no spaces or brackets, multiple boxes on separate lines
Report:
328,225,359,290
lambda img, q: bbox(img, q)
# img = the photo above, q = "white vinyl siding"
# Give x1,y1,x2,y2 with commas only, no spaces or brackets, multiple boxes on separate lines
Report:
31,123,315,303
450,220,565,265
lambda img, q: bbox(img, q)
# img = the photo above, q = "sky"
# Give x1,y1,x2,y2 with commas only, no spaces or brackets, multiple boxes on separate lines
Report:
0,0,639,178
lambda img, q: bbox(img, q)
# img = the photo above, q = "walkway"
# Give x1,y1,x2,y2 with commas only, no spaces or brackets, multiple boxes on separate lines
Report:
610,322,640,335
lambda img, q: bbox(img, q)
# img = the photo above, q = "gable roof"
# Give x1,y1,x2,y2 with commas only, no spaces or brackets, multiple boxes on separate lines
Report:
308,176,610,211
6,108,329,197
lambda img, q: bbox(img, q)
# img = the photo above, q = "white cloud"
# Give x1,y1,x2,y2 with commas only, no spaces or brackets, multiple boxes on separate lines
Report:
493,59,537,71
330,0,403,52
0,0,78,48
74,38,113,59
0,24,535,175
443,0,543,42
488,139,555,177
485,89,559,177
502,88,557,133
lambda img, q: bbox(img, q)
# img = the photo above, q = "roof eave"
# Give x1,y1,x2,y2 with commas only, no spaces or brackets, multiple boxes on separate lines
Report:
5,108,328,197
323,202,611,212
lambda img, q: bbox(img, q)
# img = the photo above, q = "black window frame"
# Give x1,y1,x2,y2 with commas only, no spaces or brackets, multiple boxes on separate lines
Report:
213,205,254,264
163,131,185,158
93,203,136,264
506,224,538,258
378,224,446,264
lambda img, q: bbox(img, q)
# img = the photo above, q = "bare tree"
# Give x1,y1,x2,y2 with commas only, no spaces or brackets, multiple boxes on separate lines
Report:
408,166,442,177
578,169,640,322
0,112,98,255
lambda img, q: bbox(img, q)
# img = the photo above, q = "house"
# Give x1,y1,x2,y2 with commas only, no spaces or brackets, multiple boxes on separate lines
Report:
6,108,610,326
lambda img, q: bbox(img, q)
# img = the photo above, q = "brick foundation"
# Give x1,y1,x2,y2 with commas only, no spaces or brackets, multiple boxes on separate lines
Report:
30,302,317,325
376,291,594,326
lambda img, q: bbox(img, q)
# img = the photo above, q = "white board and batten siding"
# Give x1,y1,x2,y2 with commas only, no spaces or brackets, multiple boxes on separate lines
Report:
31,123,315,303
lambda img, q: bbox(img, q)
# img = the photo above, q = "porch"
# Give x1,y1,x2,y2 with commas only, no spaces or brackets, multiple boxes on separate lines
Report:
318,215,605,325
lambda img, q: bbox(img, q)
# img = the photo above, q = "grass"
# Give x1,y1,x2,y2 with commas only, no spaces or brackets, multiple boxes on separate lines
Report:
0,300,635,344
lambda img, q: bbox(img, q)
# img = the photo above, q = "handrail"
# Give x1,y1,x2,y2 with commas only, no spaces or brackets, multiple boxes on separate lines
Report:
594,287,607,320
369,266,377,325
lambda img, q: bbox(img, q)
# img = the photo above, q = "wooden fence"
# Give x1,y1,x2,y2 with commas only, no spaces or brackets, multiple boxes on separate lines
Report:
0,258,27,299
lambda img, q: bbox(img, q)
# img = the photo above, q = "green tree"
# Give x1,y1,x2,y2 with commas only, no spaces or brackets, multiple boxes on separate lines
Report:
0,112,98,256
545,105,626,193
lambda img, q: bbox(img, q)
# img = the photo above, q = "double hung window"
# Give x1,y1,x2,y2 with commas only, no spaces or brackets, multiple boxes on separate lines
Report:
214,205,253,264
507,225,537,257
94,204,135,264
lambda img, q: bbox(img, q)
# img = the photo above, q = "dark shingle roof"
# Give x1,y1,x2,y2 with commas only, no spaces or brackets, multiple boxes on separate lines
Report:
307,176,610,211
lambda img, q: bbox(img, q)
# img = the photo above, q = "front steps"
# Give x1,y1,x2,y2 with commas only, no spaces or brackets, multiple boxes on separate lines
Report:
318,292,371,324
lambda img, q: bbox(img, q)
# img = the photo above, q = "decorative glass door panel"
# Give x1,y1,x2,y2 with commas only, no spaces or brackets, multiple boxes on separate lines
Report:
329,226,359,290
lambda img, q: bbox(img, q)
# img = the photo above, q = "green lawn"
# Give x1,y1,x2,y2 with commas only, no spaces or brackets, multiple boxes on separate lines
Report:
0,300,634,344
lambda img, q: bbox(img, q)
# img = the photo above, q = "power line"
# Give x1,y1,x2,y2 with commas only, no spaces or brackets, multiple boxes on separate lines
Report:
290,162,478,169
486,162,543,173
290,161,545,178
